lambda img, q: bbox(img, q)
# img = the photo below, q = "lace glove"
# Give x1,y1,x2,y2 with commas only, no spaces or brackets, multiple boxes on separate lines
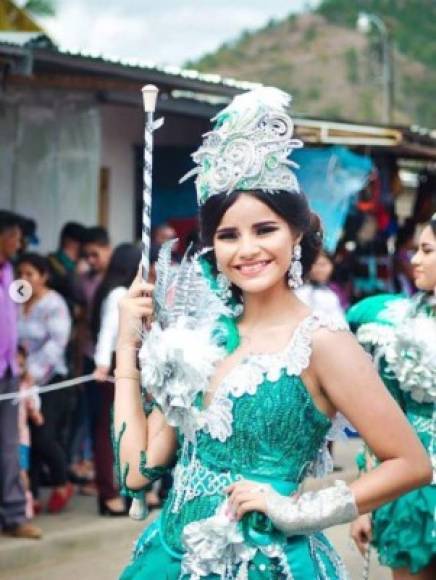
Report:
265,480,358,536
113,421,169,520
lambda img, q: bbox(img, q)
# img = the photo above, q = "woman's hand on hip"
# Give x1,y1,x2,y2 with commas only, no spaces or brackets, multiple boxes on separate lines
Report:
224,480,269,520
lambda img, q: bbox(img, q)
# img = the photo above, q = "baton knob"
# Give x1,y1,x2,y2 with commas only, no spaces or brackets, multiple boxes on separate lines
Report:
142,85,159,113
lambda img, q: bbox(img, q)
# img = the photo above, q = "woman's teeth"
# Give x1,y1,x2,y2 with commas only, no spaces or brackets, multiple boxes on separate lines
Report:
236,261,271,275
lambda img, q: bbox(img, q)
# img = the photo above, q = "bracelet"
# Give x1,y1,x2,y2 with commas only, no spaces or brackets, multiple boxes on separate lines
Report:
114,368,140,381
116,343,139,352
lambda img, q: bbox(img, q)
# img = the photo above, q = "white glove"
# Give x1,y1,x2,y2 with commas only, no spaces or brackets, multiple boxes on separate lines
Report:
265,480,358,536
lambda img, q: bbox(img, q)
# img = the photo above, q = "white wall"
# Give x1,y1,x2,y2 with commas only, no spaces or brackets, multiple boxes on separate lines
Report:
100,105,143,246
0,94,100,253
100,105,209,246
1,94,210,250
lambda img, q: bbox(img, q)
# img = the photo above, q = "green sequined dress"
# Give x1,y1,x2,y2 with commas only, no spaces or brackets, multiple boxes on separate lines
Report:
120,312,351,579
348,293,436,574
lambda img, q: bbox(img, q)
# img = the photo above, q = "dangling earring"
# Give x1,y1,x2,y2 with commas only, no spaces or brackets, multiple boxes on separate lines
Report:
288,243,303,289
216,264,232,301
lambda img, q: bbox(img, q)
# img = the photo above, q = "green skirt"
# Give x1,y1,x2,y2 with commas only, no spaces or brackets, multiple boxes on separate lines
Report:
120,516,347,579
372,483,436,573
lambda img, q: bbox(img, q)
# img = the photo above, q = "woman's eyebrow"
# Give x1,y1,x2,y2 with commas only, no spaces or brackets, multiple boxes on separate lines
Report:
216,220,278,233
421,242,436,249
216,226,238,234
253,220,279,227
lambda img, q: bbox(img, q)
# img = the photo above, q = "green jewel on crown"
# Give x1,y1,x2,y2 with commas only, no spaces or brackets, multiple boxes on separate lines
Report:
266,155,279,170
237,178,250,189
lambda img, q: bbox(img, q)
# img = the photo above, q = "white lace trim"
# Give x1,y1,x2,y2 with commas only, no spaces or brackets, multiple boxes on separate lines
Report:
171,453,242,513
198,311,348,443
309,535,349,580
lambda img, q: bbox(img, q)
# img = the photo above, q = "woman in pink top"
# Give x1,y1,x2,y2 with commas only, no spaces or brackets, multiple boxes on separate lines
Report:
17,253,73,514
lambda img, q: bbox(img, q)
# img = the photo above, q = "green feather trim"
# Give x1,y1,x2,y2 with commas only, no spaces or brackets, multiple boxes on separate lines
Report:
198,257,241,354
112,420,167,498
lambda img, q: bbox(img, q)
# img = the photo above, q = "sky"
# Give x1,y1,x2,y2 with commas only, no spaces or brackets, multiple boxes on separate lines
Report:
35,0,320,67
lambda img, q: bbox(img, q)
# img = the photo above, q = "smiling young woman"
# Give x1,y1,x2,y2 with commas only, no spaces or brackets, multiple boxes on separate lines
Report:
113,88,431,580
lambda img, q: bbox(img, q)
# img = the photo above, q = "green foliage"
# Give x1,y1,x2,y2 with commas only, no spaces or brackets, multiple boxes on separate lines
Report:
24,0,56,17
188,1,436,127
263,17,279,32
403,73,436,128
358,89,377,120
303,23,318,44
320,105,342,119
318,0,436,70
286,14,297,28
344,48,359,84
305,84,321,101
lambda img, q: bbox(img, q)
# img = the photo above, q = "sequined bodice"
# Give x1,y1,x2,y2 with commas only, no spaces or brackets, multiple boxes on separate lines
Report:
194,373,331,481
159,312,347,555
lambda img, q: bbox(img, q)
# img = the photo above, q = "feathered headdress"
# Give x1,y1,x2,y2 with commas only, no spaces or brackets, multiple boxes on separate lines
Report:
180,87,303,204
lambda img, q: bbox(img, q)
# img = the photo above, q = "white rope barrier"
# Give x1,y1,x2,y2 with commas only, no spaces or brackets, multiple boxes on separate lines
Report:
0,373,114,405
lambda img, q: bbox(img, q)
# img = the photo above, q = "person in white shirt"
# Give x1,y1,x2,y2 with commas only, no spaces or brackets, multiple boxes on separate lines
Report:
91,243,141,516
296,250,345,320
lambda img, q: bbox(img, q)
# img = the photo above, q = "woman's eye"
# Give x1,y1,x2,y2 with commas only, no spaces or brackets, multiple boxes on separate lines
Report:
216,232,237,240
256,226,278,236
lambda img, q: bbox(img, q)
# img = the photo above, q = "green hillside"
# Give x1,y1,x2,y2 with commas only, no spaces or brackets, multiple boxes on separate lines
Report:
319,0,436,69
187,0,436,128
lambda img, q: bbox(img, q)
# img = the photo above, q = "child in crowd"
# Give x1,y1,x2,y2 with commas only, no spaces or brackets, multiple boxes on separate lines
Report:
296,250,346,318
16,346,44,517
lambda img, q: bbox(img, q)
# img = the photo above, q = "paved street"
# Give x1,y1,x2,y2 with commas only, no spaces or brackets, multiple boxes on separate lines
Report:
0,439,391,580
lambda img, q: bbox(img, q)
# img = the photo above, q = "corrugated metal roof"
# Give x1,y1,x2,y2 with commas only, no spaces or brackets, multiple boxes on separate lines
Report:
0,30,45,46
0,32,259,92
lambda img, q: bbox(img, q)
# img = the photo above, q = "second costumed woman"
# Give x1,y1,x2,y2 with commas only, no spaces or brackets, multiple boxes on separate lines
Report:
113,88,431,579
350,215,436,579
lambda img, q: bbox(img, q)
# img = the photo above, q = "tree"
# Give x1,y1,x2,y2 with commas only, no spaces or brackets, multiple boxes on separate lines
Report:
21,1,54,18
0,0,55,31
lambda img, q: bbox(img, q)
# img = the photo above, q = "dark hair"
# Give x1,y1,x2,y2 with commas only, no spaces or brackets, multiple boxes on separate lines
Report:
19,217,38,245
17,252,50,278
395,219,415,251
186,228,200,258
91,243,141,340
17,344,27,357
317,249,334,263
83,226,110,246
200,189,323,283
59,222,86,247
430,214,436,237
0,210,23,235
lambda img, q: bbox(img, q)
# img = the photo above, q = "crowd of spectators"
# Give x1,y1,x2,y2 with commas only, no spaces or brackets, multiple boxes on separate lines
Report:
0,211,179,540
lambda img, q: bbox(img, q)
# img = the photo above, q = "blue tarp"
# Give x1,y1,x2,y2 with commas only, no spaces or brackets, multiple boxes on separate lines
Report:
152,145,373,253
294,146,373,252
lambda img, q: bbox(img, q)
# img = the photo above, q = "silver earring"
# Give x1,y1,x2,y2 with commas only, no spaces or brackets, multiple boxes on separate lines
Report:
216,265,232,301
288,243,303,289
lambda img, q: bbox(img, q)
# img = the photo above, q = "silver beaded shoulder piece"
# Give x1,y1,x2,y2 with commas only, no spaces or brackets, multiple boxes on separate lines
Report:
138,241,229,440
357,295,436,404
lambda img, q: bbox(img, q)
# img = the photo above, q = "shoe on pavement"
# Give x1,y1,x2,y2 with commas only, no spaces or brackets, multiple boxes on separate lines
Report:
2,521,43,540
47,481,75,513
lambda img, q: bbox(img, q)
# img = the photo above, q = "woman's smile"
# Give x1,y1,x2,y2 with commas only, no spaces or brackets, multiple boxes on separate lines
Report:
233,259,273,277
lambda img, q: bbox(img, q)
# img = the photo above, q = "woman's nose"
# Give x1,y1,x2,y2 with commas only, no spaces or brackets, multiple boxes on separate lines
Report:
410,251,420,266
238,235,259,258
